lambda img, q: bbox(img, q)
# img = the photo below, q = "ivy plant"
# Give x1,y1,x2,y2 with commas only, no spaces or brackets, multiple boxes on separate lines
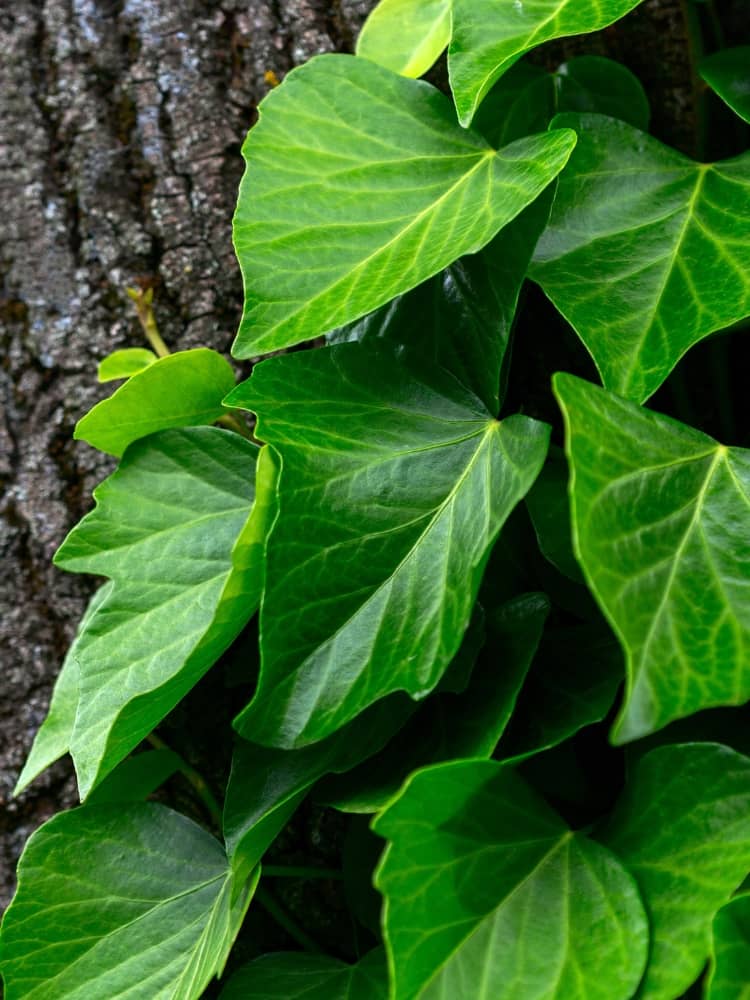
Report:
2,1,749,998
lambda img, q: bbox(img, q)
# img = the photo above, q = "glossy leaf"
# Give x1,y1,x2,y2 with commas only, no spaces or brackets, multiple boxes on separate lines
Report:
227,344,550,747
448,0,645,125
374,759,649,1000
533,114,750,402
0,803,257,1000
356,0,450,79
219,950,387,999
97,347,157,382
706,894,750,1000
701,47,750,124
600,743,750,1000
52,429,275,797
232,53,576,357
76,348,236,457
555,374,750,742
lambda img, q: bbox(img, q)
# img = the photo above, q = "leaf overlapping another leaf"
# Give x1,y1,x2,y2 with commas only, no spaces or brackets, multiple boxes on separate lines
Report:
356,0,450,79
219,950,387,999
701,47,750,124
706,894,750,999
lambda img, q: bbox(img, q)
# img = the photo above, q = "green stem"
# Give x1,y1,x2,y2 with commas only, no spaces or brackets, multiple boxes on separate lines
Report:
146,733,223,829
262,865,344,880
255,886,322,952
127,287,170,358
216,412,255,441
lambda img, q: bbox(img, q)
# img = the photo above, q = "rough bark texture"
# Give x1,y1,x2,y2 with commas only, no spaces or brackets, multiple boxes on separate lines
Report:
0,0,742,912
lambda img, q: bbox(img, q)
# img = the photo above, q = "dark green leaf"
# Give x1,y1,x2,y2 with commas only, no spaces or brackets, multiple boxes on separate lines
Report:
76,349,236,457
356,0,450,78
373,759,648,1000
0,804,257,1000
533,114,750,402
525,444,583,582
97,347,157,382
706,894,750,1000
554,374,750,742
600,743,750,1000
219,950,387,999
227,344,550,747
701,47,750,124
85,749,182,805
232,54,576,357
555,55,650,130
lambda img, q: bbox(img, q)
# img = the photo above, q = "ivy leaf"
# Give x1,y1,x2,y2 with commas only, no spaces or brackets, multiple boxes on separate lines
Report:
232,53,576,357
76,349,236,457
533,114,750,402
555,55,650,130
97,347,157,382
356,0,450,79
85,749,182,805
448,0,645,125
0,803,257,1000
701,47,750,124
317,593,549,813
554,374,750,742
373,759,649,1000
706,894,750,1000
227,344,550,748
600,743,750,1000
219,950,387,999
52,428,277,798
525,444,583,582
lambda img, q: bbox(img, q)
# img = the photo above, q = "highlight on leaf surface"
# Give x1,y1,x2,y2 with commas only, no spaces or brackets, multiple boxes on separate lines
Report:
355,0,450,79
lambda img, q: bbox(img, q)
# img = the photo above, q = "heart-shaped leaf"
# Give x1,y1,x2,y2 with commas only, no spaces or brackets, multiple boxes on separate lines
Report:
0,803,257,1000
554,373,750,742
706,894,750,1000
76,349,236,456
232,53,575,357
373,758,648,1000
356,0,450,78
49,429,276,797
449,0,645,125
227,344,550,748
600,743,750,1000
701,47,750,124
533,114,750,402
219,950,387,999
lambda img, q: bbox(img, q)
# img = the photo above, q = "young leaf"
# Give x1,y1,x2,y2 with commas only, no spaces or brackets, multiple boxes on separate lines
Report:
227,344,550,748
554,374,750,742
533,114,750,402
448,0,645,125
373,759,649,1000
232,53,576,357
52,429,275,797
701,47,750,124
600,743,750,1000
76,348,236,456
219,950,387,999
97,347,157,382
356,0,450,79
0,803,257,1000
706,894,750,1000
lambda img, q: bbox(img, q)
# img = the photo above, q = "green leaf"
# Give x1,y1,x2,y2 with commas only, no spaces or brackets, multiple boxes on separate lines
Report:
554,374,750,743
0,803,257,1000
533,114,750,402
555,56,650,130
227,344,550,747
706,894,750,1000
318,593,549,813
327,190,554,413
600,743,750,1000
85,749,182,805
232,53,576,357
52,428,276,797
373,759,649,1000
356,0,450,78
97,347,158,382
76,349,236,457
448,0,645,125
219,950,387,999
701,47,750,124
525,444,583,582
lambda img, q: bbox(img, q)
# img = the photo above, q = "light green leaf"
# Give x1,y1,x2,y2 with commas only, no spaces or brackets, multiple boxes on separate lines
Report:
533,114,750,402
449,0,645,125
97,347,157,382
600,743,750,1000
706,894,750,1000
554,374,750,742
52,428,276,797
701,47,750,124
0,803,257,1000
76,349,236,457
219,950,387,1000
232,53,576,357
227,344,550,748
373,759,648,1000
356,0,450,78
